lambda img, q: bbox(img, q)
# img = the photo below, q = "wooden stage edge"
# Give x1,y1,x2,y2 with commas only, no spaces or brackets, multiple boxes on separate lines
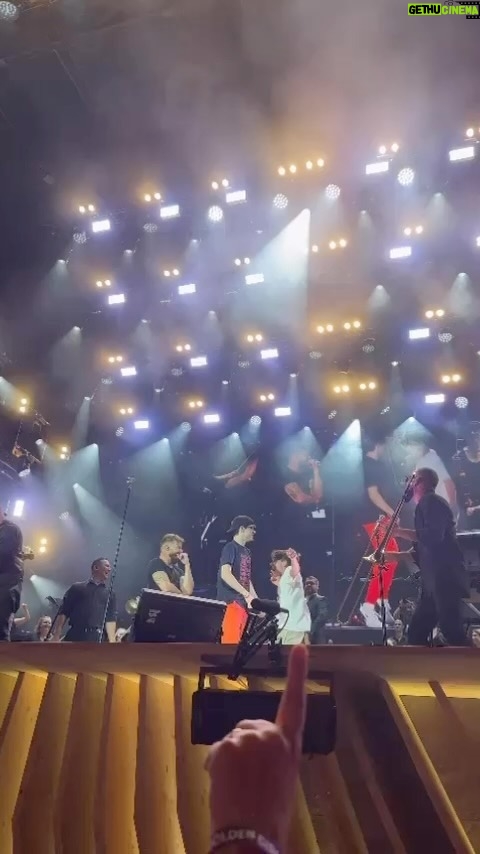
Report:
0,644,479,854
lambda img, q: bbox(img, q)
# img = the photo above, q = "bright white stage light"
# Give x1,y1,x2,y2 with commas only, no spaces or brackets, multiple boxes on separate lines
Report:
134,420,149,430
274,407,291,418
476,236,480,247
73,231,87,244
121,366,137,377
449,145,475,162
115,427,124,437
438,330,453,343
455,396,469,409
91,219,111,233
425,394,445,404
225,190,246,204
397,168,414,186
204,413,220,424
12,500,24,518
0,3,20,21
389,246,412,259
261,348,279,360
160,204,180,219
108,293,125,305
59,511,71,521
250,415,262,426
409,328,430,340
178,283,196,295
273,193,289,210
208,205,224,222
180,422,192,432
325,184,341,200
190,356,207,368
365,161,389,175
245,273,264,285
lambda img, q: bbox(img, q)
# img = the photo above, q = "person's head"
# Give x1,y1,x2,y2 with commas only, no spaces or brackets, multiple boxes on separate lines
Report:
91,557,111,583
404,435,429,463
399,598,415,618
393,619,404,638
413,467,438,501
159,533,184,561
365,437,387,459
304,576,319,597
270,550,291,584
470,627,480,648
35,615,52,639
288,447,310,470
228,516,256,545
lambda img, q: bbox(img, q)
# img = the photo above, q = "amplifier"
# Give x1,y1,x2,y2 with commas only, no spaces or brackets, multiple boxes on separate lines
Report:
133,588,227,643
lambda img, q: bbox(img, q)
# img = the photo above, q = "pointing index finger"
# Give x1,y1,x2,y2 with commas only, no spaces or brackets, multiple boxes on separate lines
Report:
275,645,308,753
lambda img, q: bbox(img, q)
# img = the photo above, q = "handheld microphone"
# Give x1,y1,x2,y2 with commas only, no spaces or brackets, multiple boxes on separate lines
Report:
250,598,288,617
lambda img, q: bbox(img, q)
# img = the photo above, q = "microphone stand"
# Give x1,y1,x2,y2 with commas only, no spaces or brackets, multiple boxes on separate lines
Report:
99,477,135,643
371,473,416,646
228,609,283,681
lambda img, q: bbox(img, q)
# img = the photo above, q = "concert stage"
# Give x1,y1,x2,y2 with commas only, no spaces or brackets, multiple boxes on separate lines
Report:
0,644,479,854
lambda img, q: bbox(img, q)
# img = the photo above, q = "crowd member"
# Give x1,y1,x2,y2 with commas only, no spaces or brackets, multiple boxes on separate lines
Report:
395,468,468,646
304,576,328,644
404,434,457,511
52,558,117,642
146,533,194,596
34,615,52,641
13,602,31,629
217,516,257,644
393,597,416,628
469,626,480,648
0,502,25,642
206,645,308,854
270,549,311,645
387,619,407,646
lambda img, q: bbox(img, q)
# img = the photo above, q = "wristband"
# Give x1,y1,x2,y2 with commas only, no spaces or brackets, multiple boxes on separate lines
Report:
210,828,280,854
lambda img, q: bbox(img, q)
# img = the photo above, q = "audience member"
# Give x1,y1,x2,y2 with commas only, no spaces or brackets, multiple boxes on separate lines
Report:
387,619,407,646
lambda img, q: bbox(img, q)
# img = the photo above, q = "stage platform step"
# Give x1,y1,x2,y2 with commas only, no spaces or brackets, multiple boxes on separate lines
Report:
0,643,479,853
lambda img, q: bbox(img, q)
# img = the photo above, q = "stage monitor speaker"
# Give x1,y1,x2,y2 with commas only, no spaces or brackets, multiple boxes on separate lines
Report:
133,588,227,643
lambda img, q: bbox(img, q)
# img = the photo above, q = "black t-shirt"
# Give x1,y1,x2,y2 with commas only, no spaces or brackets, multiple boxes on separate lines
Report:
306,594,328,643
0,519,24,587
362,455,397,523
60,580,117,640
414,492,468,594
146,557,184,592
217,540,252,605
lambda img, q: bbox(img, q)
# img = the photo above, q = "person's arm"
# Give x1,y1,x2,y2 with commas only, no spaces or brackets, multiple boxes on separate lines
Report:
52,586,75,641
367,485,394,517
152,570,182,595
220,564,251,602
14,603,30,627
286,549,301,579
394,527,417,542
285,482,317,505
105,593,117,643
249,580,257,599
51,614,67,641
309,461,323,502
179,554,194,596
445,478,457,510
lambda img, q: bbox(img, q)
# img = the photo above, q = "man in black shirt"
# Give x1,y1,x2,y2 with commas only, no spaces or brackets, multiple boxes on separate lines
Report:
0,504,24,642
217,515,258,643
304,576,328,644
146,533,194,596
52,558,117,642
395,468,468,646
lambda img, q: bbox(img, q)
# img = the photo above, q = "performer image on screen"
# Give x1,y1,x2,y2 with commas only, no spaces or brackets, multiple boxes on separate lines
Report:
217,515,257,644
360,438,400,628
454,431,480,530
283,447,323,506
52,558,117,642
147,533,194,596
0,503,25,642
404,434,457,512
394,468,468,646
270,549,311,645
304,576,328,644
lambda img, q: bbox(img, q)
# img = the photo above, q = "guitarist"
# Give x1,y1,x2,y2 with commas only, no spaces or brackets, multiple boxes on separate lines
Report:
0,502,34,641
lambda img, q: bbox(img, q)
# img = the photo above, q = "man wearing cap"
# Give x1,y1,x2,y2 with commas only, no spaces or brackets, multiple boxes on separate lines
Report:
217,515,258,643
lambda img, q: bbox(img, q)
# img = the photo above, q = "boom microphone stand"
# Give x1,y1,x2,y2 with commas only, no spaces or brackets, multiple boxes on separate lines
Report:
367,473,416,646
99,476,135,643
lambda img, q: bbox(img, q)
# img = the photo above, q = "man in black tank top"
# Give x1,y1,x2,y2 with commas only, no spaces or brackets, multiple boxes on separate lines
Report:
146,533,194,596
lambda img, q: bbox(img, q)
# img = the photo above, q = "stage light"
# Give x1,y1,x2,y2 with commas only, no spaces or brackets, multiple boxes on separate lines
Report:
261,348,279,360
222,379,229,385
365,161,389,175
353,320,361,329
317,158,325,168
329,240,337,250
88,204,95,213
344,322,351,330
328,410,337,420
391,360,399,367
466,128,475,138
234,258,241,266
425,308,445,319
119,407,134,416
188,400,204,409
19,405,27,414
389,246,412,259
274,407,291,418
425,394,445,404
96,279,111,288
221,179,229,188
362,339,375,353
476,236,480,247
273,193,288,210
180,422,191,432
342,385,350,393
108,293,125,305
60,511,71,521
449,145,475,162
311,245,319,253
226,190,246,204
208,205,224,223
244,257,251,265
12,500,24,518
278,167,286,176
73,231,87,244
259,392,275,402
116,427,124,437
178,283,196,295
190,356,207,368
441,373,461,384
211,181,219,190
160,204,180,219
134,420,149,430
154,192,161,201
245,273,264,285
306,160,313,170
144,194,152,202
172,269,179,277
204,413,220,424
409,328,430,340
250,415,262,426
338,238,348,248
20,397,28,405
59,446,70,460
368,381,377,390
455,396,469,409
176,343,192,352
397,168,414,186
325,184,341,200
289,164,297,174
381,406,391,415
78,205,86,214
438,330,453,343
309,351,322,360
91,219,111,233
359,383,367,391
121,366,137,377
391,142,400,153
325,324,334,332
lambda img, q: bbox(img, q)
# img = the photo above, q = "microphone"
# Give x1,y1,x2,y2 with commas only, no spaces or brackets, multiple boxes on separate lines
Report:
250,598,288,616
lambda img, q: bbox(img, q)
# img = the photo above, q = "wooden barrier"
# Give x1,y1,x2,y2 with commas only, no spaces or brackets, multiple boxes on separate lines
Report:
0,643,479,853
